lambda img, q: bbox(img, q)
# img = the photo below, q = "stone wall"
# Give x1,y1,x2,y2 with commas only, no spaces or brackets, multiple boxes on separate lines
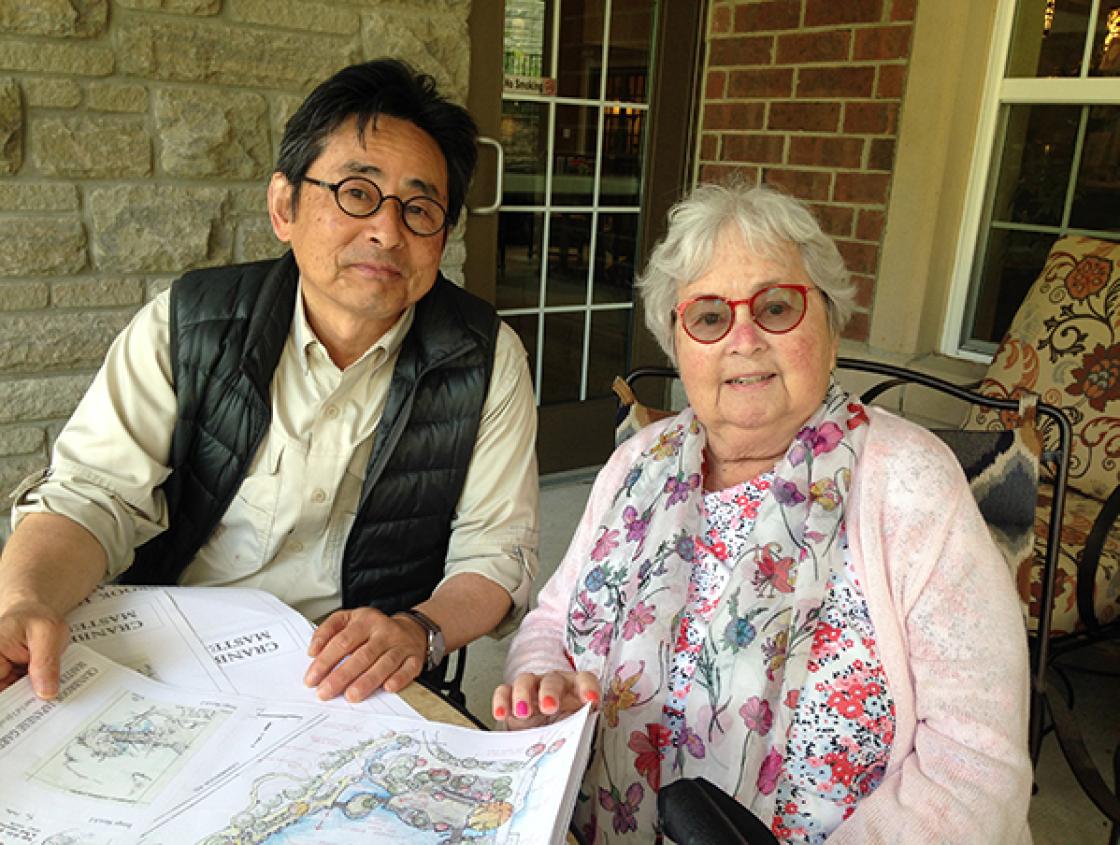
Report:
0,0,471,540
698,0,917,343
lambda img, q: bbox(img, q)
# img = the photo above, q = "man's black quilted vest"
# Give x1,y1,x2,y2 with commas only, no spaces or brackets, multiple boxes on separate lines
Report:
124,252,499,615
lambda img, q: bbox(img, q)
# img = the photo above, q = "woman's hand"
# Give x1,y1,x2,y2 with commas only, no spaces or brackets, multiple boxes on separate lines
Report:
492,671,600,729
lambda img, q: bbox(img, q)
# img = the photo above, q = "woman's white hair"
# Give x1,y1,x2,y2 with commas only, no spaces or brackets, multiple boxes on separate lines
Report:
636,180,855,363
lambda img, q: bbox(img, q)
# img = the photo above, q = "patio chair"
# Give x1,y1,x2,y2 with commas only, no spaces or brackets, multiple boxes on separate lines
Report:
415,647,483,726
968,235,1120,646
422,647,469,711
964,234,1120,834
832,358,1071,767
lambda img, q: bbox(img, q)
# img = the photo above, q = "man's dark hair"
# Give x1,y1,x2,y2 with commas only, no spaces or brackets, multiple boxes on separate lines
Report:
276,58,478,228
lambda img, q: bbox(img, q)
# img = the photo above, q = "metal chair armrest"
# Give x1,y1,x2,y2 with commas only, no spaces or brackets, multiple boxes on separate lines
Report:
623,366,678,388
412,663,487,730
418,645,470,712
1076,483,1120,632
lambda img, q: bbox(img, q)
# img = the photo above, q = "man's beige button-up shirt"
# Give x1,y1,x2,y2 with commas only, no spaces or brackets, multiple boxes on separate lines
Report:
13,285,539,630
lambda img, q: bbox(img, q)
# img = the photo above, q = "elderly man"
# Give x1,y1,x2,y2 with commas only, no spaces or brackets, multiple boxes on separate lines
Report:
0,59,538,705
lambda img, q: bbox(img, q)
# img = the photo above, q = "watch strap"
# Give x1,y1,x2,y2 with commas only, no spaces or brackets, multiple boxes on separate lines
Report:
394,608,442,670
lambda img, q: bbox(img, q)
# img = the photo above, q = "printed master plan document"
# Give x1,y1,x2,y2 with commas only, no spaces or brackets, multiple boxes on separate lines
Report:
69,584,418,718
67,586,231,693
0,646,596,845
0,645,310,844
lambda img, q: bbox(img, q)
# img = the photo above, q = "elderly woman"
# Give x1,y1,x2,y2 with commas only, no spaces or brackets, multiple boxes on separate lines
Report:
493,182,1033,843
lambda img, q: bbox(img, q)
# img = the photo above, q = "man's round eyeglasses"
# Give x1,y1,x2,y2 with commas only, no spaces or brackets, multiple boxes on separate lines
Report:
675,284,816,343
302,176,448,237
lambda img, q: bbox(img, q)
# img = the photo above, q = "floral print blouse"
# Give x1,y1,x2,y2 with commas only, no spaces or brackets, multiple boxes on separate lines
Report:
664,473,895,844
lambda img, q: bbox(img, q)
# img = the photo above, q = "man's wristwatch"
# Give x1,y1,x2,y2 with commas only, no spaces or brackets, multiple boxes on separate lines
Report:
395,608,446,672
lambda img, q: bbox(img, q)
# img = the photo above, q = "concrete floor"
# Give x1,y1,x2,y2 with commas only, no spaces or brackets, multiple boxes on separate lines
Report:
462,468,596,724
463,470,1120,844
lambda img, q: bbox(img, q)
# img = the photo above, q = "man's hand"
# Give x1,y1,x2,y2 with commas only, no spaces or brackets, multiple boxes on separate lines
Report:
304,607,428,702
0,599,70,699
0,514,106,701
492,671,600,729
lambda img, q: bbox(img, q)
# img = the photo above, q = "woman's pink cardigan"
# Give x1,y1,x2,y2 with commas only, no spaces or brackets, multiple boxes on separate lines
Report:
505,407,1033,844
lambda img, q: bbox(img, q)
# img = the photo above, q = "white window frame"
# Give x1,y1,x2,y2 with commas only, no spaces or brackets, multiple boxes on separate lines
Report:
943,0,1120,362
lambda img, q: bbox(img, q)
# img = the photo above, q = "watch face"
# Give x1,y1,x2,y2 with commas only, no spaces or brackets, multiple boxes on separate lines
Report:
429,631,447,669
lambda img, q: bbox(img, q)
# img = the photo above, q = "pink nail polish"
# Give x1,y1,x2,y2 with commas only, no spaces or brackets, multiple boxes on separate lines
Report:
585,690,600,704
541,695,557,711
494,706,507,720
515,700,529,718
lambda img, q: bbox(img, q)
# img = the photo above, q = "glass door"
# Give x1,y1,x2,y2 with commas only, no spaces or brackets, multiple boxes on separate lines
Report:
501,0,654,401
466,0,702,472
498,0,657,469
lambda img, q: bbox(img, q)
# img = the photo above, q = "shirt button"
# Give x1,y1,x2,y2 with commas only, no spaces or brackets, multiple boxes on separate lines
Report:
289,540,304,553
325,404,340,419
311,488,327,504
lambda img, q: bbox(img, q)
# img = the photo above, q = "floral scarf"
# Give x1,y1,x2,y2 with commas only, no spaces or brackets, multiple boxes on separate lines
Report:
565,381,870,842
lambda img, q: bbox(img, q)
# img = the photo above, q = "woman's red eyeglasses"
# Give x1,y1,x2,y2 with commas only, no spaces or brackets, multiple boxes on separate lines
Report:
675,284,816,343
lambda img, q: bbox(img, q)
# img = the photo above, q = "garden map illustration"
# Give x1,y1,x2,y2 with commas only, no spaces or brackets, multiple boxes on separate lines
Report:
0,592,595,845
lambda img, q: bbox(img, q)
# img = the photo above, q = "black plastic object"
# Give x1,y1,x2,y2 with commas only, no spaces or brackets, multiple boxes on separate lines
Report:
657,777,780,845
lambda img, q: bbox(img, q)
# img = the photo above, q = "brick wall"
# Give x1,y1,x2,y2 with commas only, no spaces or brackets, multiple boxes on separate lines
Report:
0,0,471,540
698,0,917,342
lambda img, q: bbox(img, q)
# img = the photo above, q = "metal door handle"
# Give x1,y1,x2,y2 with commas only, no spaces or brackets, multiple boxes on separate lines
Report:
471,136,504,216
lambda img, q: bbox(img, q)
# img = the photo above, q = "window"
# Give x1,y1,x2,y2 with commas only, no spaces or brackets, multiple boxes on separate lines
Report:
948,0,1120,358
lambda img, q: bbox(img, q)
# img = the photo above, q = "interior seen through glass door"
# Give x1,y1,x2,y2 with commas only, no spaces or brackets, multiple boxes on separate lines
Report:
499,0,656,405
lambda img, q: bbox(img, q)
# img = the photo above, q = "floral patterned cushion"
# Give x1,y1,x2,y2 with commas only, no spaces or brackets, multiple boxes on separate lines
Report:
968,234,1120,632
969,235,1120,501
1026,486,1120,635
